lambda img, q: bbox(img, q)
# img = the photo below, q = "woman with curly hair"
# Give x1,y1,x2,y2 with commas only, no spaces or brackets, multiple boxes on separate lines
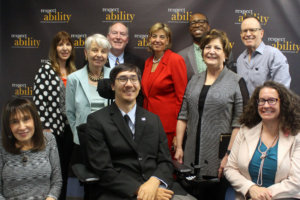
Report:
224,81,300,200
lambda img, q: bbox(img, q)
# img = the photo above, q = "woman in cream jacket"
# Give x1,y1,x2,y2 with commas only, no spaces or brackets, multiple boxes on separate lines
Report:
224,81,300,200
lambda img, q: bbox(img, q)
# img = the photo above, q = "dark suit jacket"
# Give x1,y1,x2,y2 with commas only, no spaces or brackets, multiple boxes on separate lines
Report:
178,44,197,81
104,51,145,106
85,103,177,199
106,51,145,73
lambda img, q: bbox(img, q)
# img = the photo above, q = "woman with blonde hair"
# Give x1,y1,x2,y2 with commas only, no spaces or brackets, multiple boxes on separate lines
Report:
142,22,188,155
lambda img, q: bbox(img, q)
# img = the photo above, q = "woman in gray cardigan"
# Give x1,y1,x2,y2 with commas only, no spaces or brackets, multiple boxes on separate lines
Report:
0,98,62,200
174,29,249,199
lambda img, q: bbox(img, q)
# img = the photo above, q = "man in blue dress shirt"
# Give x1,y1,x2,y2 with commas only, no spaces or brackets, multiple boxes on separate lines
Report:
237,15,291,96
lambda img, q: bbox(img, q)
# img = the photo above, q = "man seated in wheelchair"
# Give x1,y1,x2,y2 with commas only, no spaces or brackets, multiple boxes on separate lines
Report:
85,63,196,200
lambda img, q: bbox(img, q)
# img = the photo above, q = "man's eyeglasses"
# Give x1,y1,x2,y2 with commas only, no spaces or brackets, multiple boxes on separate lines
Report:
116,76,139,84
257,98,279,106
240,28,262,34
190,20,208,26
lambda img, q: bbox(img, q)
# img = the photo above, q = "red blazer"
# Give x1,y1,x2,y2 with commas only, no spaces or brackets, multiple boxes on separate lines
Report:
142,49,187,133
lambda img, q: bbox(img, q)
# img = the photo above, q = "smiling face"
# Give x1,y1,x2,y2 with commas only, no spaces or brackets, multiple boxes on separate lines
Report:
107,23,129,54
240,17,264,51
258,87,280,123
112,70,140,105
84,41,108,69
203,38,226,70
189,13,210,43
149,29,169,54
56,39,72,62
9,110,35,147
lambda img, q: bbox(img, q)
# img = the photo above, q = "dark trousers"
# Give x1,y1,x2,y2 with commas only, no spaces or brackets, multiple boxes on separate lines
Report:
182,177,228,200
54,125,74,200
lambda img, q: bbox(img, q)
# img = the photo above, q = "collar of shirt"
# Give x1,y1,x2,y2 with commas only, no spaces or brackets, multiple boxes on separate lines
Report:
244,41,265,59
255,41,265,55
109,52,125,67
193,43,201,51
119,103,136,133
193,43,207,73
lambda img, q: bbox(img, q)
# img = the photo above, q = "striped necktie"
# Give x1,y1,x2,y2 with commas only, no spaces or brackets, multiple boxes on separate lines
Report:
115,57,120,66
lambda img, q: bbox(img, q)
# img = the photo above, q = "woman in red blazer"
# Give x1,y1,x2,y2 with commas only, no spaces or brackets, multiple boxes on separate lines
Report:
142,22,187,154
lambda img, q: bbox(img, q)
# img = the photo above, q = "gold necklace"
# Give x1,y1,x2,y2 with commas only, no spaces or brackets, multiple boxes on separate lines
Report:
88,70,104,82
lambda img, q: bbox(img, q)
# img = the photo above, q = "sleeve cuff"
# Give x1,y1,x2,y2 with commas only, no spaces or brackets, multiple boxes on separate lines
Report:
151,176,168,188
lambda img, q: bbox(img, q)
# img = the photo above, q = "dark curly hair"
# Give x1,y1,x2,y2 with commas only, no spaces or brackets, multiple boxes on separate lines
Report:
240,81,300,135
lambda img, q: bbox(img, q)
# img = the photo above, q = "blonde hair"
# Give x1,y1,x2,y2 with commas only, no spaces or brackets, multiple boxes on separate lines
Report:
147,22,172,52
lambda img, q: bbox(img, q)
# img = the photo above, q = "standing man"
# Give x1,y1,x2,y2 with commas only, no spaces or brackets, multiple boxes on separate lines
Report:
86,64,195,200
101,22,144,104
178,13,210,80
237,15,291,95
106,22,144,71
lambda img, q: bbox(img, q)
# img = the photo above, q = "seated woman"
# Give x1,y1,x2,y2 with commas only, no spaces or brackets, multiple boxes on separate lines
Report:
224,81,300,199
174,29,249,199
0,98,62,199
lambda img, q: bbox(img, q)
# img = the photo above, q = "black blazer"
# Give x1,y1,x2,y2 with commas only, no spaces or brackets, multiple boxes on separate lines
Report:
85,103,175,199
106,51,145,73
101,51,145,106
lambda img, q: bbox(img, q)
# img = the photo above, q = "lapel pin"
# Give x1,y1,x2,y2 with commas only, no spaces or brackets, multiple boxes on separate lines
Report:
141,117,146,121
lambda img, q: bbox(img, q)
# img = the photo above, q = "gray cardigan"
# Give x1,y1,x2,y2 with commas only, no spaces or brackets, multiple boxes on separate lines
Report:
0,132,62,199
178,67,248,177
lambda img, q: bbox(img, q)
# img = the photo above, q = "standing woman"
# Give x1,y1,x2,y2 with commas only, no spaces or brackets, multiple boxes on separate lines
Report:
66,33,111,146
174,29,249,199
33,31,76,200
0,98,62,199
142,22,187,154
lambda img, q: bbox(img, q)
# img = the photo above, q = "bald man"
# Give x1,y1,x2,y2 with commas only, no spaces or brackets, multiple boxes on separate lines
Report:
237,15,291,95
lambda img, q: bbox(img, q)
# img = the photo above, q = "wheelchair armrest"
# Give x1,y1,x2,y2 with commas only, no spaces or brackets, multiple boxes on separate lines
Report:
172,160,192,174
72,163,100,183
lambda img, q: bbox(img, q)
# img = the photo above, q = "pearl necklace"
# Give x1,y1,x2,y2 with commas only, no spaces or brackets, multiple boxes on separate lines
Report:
256,130,279,186
153,55,163,64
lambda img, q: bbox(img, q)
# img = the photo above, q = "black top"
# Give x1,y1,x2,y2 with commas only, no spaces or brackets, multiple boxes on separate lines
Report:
195,85,211,165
